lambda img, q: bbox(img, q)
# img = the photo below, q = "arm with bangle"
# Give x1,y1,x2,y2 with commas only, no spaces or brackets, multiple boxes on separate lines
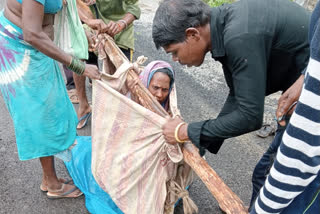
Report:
163,117,190,144
116,12,136,33
19,0,100,79
116,0,141,33
175,122,189,143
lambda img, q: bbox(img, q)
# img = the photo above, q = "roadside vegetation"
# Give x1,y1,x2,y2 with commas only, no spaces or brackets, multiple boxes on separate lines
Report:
203,0,234,7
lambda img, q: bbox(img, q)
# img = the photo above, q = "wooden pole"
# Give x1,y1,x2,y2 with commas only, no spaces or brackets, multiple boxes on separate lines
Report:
77,3,248,214
183,143,247,214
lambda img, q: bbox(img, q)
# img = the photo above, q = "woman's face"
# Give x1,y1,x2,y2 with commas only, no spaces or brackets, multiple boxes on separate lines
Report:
148,72,171,104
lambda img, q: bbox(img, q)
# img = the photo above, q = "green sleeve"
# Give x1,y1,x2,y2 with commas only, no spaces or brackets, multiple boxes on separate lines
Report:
188,34,269,153
125,1,141,19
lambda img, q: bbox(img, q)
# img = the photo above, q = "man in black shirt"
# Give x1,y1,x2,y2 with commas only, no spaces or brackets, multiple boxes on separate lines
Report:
153,0,310,209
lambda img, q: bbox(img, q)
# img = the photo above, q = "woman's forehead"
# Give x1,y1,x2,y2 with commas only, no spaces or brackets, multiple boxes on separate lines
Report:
151,72,171,81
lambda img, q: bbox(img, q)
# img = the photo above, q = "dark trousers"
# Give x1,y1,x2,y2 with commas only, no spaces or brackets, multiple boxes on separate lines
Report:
249,120,289,211
64,65,75,90
249,120,320,213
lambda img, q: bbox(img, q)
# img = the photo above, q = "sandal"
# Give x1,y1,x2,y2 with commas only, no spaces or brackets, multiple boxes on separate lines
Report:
47,183,82,199
77,112,92,129
256,124,275,138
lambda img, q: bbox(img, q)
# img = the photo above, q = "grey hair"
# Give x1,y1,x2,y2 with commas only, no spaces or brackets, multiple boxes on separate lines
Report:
152,0,211,49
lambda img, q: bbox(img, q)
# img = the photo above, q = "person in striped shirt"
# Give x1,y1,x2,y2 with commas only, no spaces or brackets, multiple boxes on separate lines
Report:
251,1,320,213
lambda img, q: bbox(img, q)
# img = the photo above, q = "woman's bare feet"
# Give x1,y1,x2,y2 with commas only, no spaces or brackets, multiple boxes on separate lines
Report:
42,177,82,198
39,156,82,199
40,178,68,192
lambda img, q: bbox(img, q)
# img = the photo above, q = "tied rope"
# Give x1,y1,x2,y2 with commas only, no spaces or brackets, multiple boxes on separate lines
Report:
132,55,148,74
165,176,198,214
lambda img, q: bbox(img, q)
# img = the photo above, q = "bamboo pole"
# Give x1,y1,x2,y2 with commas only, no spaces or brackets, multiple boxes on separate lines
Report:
76,2,247,213
183,143,247,214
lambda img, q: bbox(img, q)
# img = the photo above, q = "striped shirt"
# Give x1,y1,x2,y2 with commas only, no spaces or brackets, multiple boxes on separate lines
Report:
251,2,320,213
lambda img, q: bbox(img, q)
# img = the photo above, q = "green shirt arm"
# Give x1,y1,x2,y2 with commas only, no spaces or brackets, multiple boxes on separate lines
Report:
188,34,268,153
125,1,141,19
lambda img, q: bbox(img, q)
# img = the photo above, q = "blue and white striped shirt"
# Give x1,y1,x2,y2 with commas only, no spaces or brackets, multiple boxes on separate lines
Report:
251,2,320,213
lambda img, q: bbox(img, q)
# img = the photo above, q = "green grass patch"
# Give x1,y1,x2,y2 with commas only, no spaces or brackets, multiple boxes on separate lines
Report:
203,0,234,7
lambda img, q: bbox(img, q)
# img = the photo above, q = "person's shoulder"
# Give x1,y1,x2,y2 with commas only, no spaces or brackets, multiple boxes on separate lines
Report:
223,33,262,50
